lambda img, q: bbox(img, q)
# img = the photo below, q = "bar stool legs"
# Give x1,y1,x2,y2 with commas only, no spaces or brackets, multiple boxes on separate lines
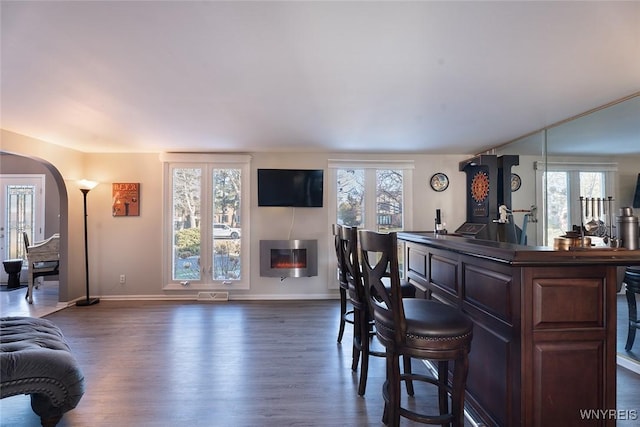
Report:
438,361,449,417
624,267,640,351
333,224,353,344
381,353,469,427
337,286,348,343
626,288,638,350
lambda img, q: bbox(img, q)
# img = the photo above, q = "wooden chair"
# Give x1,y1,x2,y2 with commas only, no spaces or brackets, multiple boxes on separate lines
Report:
333,224,353,343
23,232,60,303
624,267,640,350
339,225,415,396
358,229,473,426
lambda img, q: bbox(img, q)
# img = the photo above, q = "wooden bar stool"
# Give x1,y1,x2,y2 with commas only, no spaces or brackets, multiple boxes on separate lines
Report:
624,267,640,350
333,224,353,343
339,225,416,396
359,229,473,427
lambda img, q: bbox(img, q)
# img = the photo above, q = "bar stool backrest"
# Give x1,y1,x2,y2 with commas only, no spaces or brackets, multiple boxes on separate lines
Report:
339,225,367,306
358,230,406,346
332,224,348,289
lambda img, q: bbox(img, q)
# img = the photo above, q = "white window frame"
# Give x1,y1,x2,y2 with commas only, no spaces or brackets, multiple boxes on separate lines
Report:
535,161,617,245
161,153,252,290
327,159,414,288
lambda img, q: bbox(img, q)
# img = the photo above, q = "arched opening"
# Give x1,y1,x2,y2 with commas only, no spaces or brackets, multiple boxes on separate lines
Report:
0,151,69,302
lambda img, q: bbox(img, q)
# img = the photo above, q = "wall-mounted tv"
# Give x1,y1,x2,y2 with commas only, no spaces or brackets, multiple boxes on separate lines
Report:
257,169,324,207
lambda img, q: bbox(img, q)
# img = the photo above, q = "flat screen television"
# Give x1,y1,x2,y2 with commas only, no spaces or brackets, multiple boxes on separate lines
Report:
257,169,324,207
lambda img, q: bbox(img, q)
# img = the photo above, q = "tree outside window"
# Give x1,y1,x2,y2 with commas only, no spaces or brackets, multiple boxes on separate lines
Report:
165,155,250,289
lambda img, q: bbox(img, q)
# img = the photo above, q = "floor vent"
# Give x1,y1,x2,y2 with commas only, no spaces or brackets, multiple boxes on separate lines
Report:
197,292,229,302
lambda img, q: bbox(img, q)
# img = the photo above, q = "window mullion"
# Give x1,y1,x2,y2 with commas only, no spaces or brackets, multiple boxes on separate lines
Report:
364,169,377,230
569,171,581,230
200,165,213,282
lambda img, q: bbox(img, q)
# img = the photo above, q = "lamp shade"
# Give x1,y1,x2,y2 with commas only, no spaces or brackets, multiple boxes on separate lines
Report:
78,179,98,191
633,173,640,209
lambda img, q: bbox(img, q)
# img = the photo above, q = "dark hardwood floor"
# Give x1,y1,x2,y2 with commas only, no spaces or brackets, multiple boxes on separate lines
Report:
2,300,640,426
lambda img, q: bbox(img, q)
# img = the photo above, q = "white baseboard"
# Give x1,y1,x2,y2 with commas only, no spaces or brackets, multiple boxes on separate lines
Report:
89,293,341,301
617,353,640,374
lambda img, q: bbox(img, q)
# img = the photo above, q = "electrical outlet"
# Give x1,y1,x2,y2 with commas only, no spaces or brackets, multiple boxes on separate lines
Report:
119,274,126,284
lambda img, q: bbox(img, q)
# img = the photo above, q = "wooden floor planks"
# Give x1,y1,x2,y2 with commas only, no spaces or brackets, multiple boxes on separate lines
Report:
1,299,640,426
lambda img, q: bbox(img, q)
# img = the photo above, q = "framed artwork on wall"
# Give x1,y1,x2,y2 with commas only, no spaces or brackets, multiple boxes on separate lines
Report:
112,182,140,216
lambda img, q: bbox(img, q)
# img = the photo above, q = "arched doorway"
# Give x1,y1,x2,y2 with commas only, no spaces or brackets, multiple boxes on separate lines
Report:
0,152,69,302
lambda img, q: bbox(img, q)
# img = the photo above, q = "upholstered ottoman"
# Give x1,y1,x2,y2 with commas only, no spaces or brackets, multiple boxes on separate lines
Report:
0,316,85,427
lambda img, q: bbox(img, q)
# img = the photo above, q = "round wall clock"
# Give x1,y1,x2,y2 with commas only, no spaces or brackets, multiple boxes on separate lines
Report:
471,171,490,202
430,173,449,192
511,173,522,192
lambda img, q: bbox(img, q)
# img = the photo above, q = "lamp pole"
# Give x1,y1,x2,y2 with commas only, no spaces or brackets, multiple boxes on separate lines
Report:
77,183,99,306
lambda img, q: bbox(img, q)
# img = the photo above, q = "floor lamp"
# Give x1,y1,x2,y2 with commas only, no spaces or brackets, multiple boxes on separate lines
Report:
76,180,100,306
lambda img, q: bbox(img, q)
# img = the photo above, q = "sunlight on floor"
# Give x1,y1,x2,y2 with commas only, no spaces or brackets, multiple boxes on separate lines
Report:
0,280,67,318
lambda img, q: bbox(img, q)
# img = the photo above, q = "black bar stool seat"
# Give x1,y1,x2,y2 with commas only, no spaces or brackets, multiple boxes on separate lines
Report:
386,299,473,347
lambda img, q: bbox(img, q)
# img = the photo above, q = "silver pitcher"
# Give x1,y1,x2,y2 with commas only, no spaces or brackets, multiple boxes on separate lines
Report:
617,207,639,250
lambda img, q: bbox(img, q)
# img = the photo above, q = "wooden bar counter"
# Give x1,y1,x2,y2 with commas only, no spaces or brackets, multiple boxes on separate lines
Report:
397,231,640,427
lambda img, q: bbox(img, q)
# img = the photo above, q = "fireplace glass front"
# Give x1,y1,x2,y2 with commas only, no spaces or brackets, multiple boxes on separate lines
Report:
260,240,318,277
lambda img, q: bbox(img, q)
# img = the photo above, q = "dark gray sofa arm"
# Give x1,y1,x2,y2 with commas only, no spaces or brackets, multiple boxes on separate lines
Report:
1,316,85,427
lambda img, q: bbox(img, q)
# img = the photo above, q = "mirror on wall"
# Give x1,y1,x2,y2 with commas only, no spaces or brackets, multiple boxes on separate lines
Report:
494,93,640,364
548,96,639,248
494,93,640,247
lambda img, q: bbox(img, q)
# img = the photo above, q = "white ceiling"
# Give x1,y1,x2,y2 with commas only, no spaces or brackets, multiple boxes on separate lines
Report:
1,1,639,154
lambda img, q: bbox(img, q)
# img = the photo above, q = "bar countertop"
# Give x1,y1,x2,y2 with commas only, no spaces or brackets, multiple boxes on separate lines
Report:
397,231,640,267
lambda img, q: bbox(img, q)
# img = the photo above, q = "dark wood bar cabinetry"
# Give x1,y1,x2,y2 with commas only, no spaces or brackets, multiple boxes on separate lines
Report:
398,232,640,427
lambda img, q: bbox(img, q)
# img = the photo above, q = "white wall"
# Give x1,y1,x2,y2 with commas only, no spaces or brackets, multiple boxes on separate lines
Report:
82,152,164,299
11,129,636,301
1,130,472,301
20,128,640,301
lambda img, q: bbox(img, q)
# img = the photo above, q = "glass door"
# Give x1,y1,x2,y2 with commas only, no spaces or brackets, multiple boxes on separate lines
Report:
0,175,45,282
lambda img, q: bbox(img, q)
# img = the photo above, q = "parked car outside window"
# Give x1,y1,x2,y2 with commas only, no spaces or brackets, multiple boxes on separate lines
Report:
213,223,241,239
